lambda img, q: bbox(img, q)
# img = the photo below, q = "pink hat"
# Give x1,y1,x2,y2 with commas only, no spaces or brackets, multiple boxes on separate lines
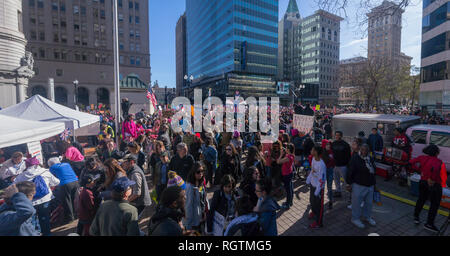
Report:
233,131,240,138
291,129,299,137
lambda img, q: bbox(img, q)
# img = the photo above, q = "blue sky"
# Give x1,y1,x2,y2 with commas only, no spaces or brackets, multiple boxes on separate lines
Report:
149,0,422,88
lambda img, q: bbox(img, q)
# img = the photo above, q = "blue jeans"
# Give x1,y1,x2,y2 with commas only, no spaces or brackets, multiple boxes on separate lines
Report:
333,166,347,193
282,173,294,205
34,201,51,236
351,184,374,221
326,167,334,202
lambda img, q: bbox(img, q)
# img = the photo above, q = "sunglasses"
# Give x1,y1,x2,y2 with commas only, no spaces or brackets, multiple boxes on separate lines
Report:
226,148,232,151
255,189,263,193
196,170,205,174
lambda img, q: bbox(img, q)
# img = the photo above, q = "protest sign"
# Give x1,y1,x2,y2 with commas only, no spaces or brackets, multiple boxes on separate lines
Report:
293,114,315,135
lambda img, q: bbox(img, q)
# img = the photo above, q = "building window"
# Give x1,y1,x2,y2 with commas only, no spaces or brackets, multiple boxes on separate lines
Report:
61,20,66,28
129,15,132,23
95,53,101,63
118,0,122,7
119,55,124,64
130,43,134,51
129,1,133,8
81,6,86,16
136,57,140,66
135,2,139,10
30,30,37,40
39,31,45,41
130,56,135,65
37,0,43,8
60,2,65,12
75,52,81,61
135,30,140,39
29,0,35,7
119,42,124,50
82,53,87,61
135,43,140,52
129,29,134,38
52,1,58,11
100,10,105,19
39,49,45,58
118,13,123,21
17,11,23,33
73,5,79,14
61,34,67,43
53,33,59,42
135,16,140,24
56,69,63,76
61,51,67,60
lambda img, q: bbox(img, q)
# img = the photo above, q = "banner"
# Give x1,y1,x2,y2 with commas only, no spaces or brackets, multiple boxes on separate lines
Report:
293,114,315,135
27,141,43,165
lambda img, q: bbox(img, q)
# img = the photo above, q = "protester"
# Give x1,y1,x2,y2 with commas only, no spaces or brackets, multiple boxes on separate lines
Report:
254,178,280,236
169,143,195,181
277,143,295,210
14,157,60,236
331,131,351,198
122,114,138,143
148,186,186,236
0,182,39,236
167,171,186,190
0,152,27,189
245,146,266,179
90,177,140,236
57,140,85,177
157,124,171,151
217,143,241,182
410,145,444,232
347,144,377,229
48,157,79,224
239,166,260,208
224,195,262,236
307,146,326,229
99,139,125,162
321,140,335,209
76,174,101,236
79,157,106,187
100,158,127,200
126,141,146,171
152,151,170,201
184,161,208,233
367,128,384,153
206,175,238,235
122,154,152,216
231,131,243,155
202,137,218,187
148,140,166,174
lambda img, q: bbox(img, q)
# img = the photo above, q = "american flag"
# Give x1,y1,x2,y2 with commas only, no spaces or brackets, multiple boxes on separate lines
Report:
147,86,157,109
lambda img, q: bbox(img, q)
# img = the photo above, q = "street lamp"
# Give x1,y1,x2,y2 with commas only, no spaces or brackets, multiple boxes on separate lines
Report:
184,74,194,98
73,79,79,109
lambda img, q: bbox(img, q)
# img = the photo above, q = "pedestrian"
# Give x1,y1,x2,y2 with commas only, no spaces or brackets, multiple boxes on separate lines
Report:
157,124,171,151
231,131,243,155
148,186,186,236
121,154,152,216
14,157,60,236
184,161,208,234
148,140,166,174
277,143,295,210
100,139,125,162
217,143,241,183
239,166,261,208
168,143,195,181
254,178,280,236
79,157,106,187
410,145,444,232
122,114,138,144
126,141,146,171
76,174,101,236
331,131,351,199
206,175,238,235
48,157,79,224
321,140,335,209
121,98,132,119
367,128,383,153
100,158,127,200
358,131,367,145
246,146,266,178
0,152,27,189
224,195,262,236
89,177,140,236
56,140,85,177
347,144,377,229
0,182,39,236
307,146,326,229
152,151,170,202
202,137,218,187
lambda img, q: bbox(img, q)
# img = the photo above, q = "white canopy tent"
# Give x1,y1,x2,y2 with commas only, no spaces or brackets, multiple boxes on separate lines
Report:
0,114,65,148
0,95,100,132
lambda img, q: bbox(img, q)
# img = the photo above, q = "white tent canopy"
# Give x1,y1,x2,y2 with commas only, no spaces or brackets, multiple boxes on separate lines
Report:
0,114,65,148
0,95,100,130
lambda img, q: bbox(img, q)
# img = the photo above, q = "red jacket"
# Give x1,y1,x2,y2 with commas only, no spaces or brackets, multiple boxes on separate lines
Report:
410,155,443,185
77,187,96,222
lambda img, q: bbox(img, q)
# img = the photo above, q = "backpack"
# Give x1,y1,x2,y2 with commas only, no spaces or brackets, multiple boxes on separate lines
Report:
32,175,50,200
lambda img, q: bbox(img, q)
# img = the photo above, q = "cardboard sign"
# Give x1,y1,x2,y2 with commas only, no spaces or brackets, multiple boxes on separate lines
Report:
316,105,321,111
27,141,43,165
293,114,315,135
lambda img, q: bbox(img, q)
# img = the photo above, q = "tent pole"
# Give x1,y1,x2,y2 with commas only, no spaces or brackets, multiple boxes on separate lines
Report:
112,0,121,147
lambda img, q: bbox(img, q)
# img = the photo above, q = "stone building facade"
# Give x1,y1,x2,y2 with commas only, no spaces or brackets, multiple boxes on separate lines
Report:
0,0,34,108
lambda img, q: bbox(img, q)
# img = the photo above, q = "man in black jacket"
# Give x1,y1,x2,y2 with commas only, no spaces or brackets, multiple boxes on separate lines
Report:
148,186,186,236
331,131,351,198
346,144,376,229
169,143,195,181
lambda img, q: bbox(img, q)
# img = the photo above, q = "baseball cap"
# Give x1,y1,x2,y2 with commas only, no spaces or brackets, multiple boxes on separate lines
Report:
111,177,136,193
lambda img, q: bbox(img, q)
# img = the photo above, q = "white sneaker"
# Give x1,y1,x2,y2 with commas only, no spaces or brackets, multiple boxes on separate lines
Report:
351,219,365,229
364,218,376,226
347,204,352,210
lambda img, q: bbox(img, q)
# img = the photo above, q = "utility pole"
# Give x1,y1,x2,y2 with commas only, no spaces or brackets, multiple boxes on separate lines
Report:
112,0,121,146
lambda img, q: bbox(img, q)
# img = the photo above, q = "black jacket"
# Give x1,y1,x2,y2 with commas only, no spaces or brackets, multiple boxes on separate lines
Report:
347,153,376,187
331,140,351,167
157,132,171,151
168,154,195,181
148,205,183,236
101,149,125,162
239,181,258,208
206,189,238,233
218,154,241,182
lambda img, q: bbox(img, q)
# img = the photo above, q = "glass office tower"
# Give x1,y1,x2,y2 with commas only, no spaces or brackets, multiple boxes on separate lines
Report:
185,0,278,99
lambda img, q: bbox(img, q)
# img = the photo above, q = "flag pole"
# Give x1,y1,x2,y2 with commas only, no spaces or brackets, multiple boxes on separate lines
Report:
112,0,121,146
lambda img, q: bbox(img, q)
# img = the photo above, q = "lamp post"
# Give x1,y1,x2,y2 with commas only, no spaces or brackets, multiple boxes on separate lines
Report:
73,79,79,110
184,74,194,98
298,84,306,105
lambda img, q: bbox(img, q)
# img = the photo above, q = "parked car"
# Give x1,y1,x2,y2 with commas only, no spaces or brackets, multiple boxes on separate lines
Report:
406,125,450,178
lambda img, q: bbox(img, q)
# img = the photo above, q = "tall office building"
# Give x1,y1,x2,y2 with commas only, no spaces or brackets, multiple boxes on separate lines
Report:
338,57,368,105
185,0,278,100
22,0,151,112
300,10,343,104
278,0,301,81
0,0,34,108
176,13,186,97
420,0,450,116
367,1,412,68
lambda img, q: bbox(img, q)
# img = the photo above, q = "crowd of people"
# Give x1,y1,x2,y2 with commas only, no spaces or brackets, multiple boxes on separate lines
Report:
0,100,448,236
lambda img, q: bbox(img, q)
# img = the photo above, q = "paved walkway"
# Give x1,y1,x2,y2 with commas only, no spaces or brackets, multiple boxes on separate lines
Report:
52,175,449,236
